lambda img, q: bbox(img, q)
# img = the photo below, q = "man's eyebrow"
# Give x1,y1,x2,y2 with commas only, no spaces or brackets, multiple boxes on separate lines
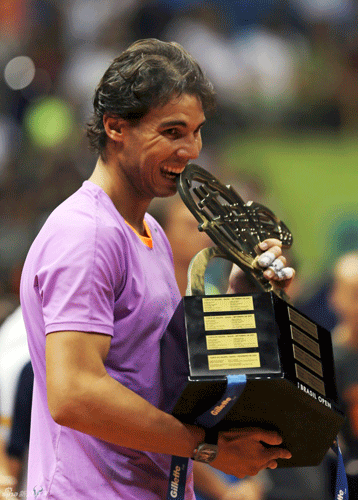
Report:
159,119,206,129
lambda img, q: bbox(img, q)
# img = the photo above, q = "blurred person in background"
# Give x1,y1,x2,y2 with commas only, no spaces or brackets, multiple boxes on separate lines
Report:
20,39,294,500
328,251,358,497
0,361,33,499
0,305,30,499
149,194,215,296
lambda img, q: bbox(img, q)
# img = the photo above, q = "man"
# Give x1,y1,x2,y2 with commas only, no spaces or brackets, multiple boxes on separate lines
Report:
20,39,294,499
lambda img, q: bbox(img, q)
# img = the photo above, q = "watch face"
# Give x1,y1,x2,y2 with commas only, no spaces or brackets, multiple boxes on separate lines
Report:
194,443,218,463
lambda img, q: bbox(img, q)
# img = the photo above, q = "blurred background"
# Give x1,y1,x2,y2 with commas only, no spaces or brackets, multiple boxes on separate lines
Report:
1,1,358,499
1,0,358,320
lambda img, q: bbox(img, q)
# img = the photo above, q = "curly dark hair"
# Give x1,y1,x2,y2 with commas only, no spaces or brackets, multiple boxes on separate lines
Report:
86,38,216,157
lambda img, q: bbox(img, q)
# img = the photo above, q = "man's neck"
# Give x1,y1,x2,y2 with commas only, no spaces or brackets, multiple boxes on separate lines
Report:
89,157,151,236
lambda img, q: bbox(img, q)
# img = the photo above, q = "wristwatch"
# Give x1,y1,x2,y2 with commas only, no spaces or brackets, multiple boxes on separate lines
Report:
192,428,219,463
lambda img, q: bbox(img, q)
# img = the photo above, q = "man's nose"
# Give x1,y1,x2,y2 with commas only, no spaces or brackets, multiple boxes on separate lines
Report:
176,135,202,160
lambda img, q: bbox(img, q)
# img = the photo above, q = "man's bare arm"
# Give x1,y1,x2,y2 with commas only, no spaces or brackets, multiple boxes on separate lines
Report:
46,330,204,458
46,330,291,478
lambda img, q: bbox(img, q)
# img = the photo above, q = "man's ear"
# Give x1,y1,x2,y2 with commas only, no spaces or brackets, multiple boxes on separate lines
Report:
103,114,126,143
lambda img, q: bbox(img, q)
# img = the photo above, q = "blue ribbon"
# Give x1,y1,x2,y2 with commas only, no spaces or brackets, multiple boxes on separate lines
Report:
166,374,247,500
331,439,349,500
194,374,247,428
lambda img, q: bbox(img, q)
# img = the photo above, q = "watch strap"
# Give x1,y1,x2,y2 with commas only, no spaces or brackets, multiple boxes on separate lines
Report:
204,426,219,445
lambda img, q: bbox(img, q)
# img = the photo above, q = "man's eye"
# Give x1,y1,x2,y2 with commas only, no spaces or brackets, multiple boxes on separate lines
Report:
164,129,181,139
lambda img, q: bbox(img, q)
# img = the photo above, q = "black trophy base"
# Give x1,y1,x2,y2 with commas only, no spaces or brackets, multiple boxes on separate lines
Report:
171,291,345,468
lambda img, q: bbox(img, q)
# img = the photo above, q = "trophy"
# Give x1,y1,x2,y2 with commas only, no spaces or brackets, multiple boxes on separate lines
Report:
167,164,344,468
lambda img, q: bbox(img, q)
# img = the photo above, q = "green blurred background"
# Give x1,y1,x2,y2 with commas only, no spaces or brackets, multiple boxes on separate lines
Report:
221,132,358,287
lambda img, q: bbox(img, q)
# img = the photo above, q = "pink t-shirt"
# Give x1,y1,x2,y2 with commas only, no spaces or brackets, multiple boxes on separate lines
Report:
20,181,194,499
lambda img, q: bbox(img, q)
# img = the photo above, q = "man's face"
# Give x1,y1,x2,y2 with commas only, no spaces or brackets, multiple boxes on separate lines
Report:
118,93,206,199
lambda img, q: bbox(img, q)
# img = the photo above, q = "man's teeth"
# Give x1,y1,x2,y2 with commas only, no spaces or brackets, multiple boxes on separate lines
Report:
161,167,185,176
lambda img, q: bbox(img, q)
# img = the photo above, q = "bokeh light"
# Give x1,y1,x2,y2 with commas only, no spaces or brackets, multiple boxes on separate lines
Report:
23,97,75,148
4,56,36,90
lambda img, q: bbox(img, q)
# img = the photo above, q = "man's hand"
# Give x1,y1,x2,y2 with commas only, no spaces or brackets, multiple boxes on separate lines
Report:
211,427,292,478
228,239,295,294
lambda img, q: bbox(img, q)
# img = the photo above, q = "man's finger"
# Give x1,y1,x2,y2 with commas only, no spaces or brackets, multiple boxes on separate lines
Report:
264,266,294,281
266,459,278,470
269,257,286,273
258,239,282,251
255,247,283,269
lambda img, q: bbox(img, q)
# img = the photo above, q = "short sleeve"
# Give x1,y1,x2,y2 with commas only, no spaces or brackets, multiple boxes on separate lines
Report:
36,212,125,336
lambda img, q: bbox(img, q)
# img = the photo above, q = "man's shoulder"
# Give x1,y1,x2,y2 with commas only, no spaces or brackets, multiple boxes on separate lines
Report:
43,183,127,241
27,184,129,270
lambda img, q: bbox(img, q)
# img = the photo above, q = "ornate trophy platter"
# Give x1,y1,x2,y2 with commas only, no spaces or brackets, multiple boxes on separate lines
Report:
176,163,292,299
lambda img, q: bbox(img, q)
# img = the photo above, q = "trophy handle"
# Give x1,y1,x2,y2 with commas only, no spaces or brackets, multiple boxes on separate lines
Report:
186,247,227,296
186,246,290,303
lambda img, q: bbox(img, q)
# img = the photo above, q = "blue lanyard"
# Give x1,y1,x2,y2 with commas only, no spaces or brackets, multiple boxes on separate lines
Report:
331,439,349,499
166,374,247,500
167,455,190,500
194,374,247,428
